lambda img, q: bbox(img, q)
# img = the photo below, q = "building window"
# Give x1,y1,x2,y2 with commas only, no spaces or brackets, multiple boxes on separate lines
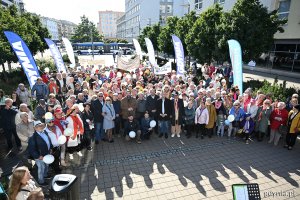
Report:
167,5,172,14
214,0,225,4
160,5,166,13
195,0,203,10
278,0,291,20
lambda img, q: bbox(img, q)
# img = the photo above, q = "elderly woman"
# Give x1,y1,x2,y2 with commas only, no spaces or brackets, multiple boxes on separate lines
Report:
185,99,195,138
285,104,300,150
228,100,245,139
205,98,217,138
15,103,34,125
16,83,31,105
255,99,272,141
8,166,38,200
102,97,116,143
269,102,289,145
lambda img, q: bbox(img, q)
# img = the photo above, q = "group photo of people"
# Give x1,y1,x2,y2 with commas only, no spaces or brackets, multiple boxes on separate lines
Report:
0,61,300,200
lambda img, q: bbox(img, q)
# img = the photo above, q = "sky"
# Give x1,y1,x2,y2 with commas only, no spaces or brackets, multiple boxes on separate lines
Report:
23,0,125,24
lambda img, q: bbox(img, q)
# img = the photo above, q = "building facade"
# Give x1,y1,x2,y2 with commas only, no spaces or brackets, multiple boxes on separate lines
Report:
118,0,188,42
98,10,124,38
1,0,24,12
40,16,60,41
190,0,300,72
57,20,77,40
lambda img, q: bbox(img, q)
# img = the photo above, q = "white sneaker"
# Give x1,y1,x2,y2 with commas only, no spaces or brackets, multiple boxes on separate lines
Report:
177,134,180,138
171,134,175,137
61,160,67,167
77,151,83,157
69,154,73,160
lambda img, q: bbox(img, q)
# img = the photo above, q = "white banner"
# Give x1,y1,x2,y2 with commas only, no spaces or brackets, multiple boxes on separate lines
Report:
145,38,158,68
116,55,140,72
132,38,142,60
62,37,76,68
171,35,185,77
154,62,172,75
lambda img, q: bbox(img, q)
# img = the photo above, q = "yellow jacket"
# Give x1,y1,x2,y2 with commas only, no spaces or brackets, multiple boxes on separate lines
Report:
288,111,300,134
206,104,217,129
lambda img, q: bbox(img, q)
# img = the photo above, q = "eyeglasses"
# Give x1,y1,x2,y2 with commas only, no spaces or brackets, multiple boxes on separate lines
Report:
98,96,103,98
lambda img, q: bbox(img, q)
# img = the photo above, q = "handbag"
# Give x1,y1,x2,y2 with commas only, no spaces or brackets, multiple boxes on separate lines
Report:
278,124,288,135
67,136,78,147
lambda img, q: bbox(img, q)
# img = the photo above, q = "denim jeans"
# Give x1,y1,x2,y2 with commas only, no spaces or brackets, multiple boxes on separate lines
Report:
95,122,104,141
35,159,49,184
159,120,169,135
217,125,225,137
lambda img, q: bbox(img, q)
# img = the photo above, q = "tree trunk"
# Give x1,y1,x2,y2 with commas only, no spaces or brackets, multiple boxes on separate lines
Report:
1,63,8,82
8,62,12,73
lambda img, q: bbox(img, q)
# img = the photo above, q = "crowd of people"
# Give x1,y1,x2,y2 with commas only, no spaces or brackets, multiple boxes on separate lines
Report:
0,62,300,200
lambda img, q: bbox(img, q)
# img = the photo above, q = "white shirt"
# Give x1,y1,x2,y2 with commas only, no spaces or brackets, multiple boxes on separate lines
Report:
46,126,62,147
195,107,209,125
247,104,258,119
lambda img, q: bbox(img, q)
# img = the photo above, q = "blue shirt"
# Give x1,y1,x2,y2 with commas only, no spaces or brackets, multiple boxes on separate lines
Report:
37,131,50,150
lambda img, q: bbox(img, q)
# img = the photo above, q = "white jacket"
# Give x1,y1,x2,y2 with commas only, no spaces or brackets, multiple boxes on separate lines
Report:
66,114,84,136
195,107,209,125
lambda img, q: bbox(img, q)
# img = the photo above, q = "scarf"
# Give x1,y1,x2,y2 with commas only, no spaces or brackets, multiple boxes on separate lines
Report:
70,115,84,137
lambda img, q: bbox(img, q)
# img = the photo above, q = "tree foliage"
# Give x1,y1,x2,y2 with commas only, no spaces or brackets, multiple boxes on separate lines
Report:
186,4,223,63
138,23,161,52
138,0,286,64
71,15,103,43
0,5,51,69
157,16,179,55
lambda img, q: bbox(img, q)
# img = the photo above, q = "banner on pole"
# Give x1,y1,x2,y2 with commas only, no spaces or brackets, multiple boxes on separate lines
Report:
116,55,140,72
132,38,143,60
228,39,243,92
4,31,40,88
144,38,158,68
154,62,172,75
62,37,76,68
45,38,67,73
171,35,185,77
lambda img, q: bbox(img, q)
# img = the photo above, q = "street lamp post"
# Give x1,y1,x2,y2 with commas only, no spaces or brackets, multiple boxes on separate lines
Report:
90,22,94,60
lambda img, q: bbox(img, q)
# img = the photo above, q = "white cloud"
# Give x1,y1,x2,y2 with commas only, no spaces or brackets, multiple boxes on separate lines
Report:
23,0,125,24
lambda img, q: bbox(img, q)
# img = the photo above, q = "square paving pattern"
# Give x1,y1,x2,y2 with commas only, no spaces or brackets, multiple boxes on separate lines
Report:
60,134,300,200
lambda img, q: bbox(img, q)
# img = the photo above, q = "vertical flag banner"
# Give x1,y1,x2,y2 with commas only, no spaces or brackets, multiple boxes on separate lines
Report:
144,38,158,68
132,38,142,60
4,31,40,88
228,39,243,92
45,38,67,73
171,35,185,77
62,37,76,68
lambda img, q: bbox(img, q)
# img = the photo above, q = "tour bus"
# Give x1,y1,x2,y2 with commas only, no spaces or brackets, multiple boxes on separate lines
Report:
73,42,134,55
72,42,104,55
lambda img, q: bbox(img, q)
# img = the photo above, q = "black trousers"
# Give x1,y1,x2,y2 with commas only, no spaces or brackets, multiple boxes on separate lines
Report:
4,128,21,149
185,124,193,136
286,133,297,147
113,116,121,135
50,147,61,172
196,124,206,136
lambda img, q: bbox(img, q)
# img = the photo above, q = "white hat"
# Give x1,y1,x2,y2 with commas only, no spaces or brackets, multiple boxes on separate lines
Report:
34,120,43,127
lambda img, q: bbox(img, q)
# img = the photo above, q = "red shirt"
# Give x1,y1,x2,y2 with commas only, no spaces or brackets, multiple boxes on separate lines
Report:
270,108,288,130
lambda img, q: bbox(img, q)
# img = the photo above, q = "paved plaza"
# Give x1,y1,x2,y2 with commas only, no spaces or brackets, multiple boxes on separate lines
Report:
1,131,300,199
57,133,300,200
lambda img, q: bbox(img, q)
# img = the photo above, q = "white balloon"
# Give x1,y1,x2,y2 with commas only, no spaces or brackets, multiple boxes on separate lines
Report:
105,71,110,78
86,119,90,122
132,74,137,79
98,80,102,85
78,103,84,112
150,120,156,128
228,115,235,122
58,135,67,145
117,72,122,78
64,128,73,137
43,154,54,164
45,67,50,73
129,131,136,138
45,112,53,120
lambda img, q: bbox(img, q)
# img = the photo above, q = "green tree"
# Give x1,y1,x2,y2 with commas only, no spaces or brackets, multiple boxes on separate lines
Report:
221,0,286,62
175,11,198,55
0,5,50,73
71,15,103,43
157,16,179,56
138,23,161,53
186,4,224,63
